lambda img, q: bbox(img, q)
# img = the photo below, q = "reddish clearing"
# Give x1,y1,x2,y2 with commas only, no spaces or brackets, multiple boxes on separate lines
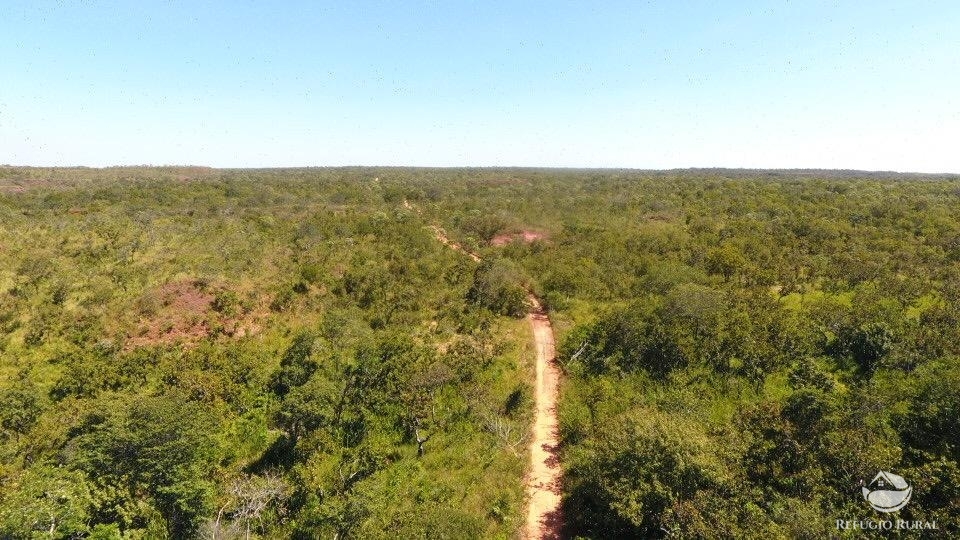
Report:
490,230,547,247
124,280,262,349
125,280,214,349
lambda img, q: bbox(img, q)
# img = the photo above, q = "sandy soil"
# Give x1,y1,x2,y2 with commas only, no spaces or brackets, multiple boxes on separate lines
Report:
123,280,264,350
125,280,214,349
523,295,563,539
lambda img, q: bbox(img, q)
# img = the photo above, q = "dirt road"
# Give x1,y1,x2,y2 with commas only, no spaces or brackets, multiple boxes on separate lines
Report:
523,295,563,539
428,225,563,538
430,225,480,262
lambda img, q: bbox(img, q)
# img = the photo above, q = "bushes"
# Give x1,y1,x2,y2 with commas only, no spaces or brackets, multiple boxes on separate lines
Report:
565,408,729,537
897,361,960,461
563,287,729,378
0,464,95,538
467,259,528,317
0,384,44,438
4,167,960,537
457,213,507,242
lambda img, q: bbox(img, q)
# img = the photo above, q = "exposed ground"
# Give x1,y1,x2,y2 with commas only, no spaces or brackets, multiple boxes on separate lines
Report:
430,225,481,262
490,229,547,247
125,280,215,349
123,280,263,349
523,295,563,540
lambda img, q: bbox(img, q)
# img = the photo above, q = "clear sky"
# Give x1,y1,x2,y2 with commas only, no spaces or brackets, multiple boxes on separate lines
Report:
1,1,958,171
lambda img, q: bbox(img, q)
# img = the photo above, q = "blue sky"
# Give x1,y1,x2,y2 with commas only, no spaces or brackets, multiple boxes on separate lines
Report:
1,1,958,171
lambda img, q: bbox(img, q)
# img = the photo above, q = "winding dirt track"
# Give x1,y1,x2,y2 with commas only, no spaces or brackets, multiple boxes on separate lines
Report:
429,226,563,539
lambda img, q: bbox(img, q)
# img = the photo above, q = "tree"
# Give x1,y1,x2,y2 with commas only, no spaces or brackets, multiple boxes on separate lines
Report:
213,473,289,540
835,321,894,374
0,383,44,440
0,464,94,538
467,259,528,317
898,361,960,461
565,408,728,537
70,395,221,538
704,244,748,281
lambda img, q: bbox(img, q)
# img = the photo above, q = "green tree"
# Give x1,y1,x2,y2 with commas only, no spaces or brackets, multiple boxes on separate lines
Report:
0,464,94,539
70,395,221,537
566,408,728,537
467,259,528,317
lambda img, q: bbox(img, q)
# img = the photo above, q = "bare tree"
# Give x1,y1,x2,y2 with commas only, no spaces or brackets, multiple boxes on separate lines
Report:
414,419,432,457
212,473,289,540
482,413,528,456
559,340,587,369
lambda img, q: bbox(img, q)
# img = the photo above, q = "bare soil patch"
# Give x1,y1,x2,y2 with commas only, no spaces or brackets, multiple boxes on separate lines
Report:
125,280,214,349
490,229,547,247
431,226,481,262
124,280,264,349
523,295,563,540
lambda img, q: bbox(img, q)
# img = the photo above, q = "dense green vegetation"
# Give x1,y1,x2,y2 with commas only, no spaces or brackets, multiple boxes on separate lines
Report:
0,167,530,538
421,169,960,538
2,166,960,538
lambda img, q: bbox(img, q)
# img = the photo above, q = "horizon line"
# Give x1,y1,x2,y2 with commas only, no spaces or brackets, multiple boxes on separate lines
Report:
2,164,959,176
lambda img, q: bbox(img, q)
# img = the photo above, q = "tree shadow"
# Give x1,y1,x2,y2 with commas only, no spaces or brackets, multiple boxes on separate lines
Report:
543,441,563,470
539,505,567,540
245,433,296,473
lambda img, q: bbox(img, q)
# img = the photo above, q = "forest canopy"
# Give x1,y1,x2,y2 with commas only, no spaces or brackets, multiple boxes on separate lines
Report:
1,166,959,537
